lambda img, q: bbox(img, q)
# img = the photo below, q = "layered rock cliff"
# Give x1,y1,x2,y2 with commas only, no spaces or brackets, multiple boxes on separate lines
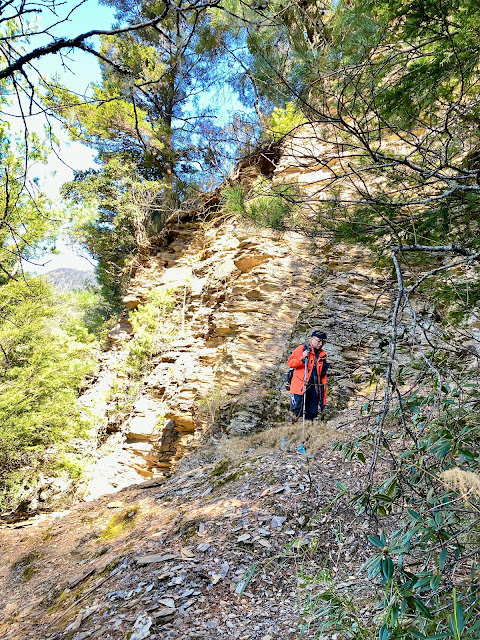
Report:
79,136,396,499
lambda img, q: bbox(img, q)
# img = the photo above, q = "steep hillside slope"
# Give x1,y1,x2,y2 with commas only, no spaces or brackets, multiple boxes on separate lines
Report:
77,145,396,499
44,269,96,292
0,425,379,640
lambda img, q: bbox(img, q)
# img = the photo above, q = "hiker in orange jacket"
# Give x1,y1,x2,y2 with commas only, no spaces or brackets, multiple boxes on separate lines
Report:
287,330,328,421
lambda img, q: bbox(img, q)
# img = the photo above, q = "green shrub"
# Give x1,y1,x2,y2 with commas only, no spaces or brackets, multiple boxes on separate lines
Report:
268,102,307,141
300,369,480,639
0,277,99,510
55,455,84,479
222,179,298,231
60,286,118,345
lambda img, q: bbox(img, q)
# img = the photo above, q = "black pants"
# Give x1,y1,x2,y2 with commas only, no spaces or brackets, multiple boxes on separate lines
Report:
290,384,320,420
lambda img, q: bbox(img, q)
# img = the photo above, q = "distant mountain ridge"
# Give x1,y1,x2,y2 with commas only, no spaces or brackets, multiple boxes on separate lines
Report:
44,268,96,292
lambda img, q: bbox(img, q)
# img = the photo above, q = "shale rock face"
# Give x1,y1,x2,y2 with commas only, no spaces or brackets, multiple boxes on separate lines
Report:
118,221,325,472
83,235,393,494
77,131,404,498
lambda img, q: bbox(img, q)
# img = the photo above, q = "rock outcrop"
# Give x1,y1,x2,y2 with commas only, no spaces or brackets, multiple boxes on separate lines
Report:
79,139,396,498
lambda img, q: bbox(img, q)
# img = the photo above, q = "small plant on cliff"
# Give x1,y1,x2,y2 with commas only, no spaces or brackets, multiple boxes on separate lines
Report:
11,550,43,582
267,102,307,141
126,286,178,375
101,507,138,540
106,287,180,423
222,179,298,231
197,388,227,424
210,458,231,477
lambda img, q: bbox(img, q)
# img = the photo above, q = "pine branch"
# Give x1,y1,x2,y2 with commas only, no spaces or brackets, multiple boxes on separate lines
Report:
0,0,221,81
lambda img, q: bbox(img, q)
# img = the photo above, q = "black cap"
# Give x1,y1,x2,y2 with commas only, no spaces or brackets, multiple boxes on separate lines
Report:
311,330,327,340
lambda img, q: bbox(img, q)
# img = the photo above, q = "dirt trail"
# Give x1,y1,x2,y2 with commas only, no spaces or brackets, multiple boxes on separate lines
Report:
0,413,378,640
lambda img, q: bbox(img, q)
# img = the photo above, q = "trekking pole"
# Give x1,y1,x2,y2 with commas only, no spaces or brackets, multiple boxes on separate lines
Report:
301,354,308,449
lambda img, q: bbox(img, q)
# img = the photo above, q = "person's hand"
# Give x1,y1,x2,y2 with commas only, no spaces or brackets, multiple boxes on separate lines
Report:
302,349,310,359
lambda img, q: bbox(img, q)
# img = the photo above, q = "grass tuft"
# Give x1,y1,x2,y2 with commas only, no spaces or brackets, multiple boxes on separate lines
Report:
101,507,138,540
12,550,42,582
210,459,231,477
218,471,242,485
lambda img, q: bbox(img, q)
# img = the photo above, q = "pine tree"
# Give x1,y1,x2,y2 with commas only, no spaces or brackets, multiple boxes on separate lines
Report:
47,0,235,297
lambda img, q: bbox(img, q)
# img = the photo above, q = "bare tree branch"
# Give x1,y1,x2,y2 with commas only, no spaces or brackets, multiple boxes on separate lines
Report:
0,0,223,81
393,244,480,258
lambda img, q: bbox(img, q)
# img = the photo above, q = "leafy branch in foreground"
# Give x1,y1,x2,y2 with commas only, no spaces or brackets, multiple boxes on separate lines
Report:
0,0,222,82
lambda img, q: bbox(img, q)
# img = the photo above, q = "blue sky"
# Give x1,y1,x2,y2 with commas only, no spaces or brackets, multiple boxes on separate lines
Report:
18,0,115,272
34,0,116,83
18,0,247,273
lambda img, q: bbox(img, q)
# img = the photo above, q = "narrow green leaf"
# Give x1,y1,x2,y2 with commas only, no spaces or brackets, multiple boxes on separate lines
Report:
368,535,385,548
456,600,464,633
379,624,389,640
367,556,383,578
439,548,448,570
430,573,441,591
381,557,394,581
407,508,422,522
436,443,451,458
374,493,394,503
414,598,433,618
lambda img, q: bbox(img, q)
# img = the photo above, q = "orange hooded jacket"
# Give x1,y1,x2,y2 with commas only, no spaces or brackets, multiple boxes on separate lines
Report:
287,344,328,405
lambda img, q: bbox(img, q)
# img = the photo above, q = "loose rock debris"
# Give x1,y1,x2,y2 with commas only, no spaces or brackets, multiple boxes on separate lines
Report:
0,442,380,640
